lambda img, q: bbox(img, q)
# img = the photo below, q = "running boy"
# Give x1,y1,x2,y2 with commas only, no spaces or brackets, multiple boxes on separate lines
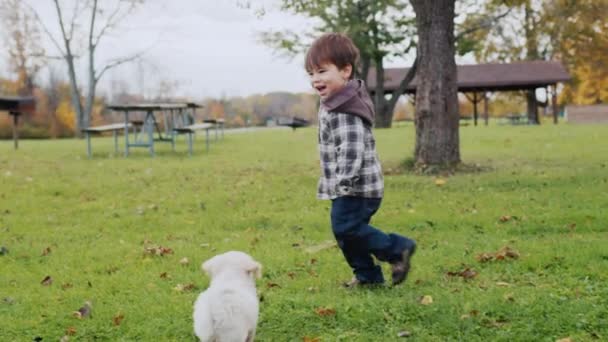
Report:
305,33,416,287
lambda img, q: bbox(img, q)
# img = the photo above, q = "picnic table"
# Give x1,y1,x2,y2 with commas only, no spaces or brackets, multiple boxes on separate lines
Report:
277,116,311,131
104,102,202,157
0,96,35,150
504,114,528,125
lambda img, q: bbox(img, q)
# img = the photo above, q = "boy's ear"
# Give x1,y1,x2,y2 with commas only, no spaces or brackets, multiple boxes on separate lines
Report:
342,64,353,80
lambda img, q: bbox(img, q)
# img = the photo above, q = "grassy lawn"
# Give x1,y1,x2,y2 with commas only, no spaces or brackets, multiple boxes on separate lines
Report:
1,123,607,341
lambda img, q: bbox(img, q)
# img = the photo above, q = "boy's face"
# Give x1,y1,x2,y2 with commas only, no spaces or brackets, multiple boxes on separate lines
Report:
308,63,352,100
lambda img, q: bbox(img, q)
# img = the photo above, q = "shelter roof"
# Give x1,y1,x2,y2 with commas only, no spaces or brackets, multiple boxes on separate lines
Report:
107,102,203,111
368,60,571,94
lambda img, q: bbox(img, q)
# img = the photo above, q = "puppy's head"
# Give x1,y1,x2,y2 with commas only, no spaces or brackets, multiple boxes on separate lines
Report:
202,251,262,281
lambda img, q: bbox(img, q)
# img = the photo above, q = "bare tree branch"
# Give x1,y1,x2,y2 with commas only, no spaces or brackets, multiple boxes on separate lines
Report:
95,50,144,82
456,7,512,41
22,1,65,56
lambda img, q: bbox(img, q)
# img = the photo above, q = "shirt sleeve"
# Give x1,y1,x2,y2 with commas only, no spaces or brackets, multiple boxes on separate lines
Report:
329,113,364,196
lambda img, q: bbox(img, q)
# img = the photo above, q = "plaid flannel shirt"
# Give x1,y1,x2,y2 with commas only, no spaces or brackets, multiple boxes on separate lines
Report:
317,107,384,200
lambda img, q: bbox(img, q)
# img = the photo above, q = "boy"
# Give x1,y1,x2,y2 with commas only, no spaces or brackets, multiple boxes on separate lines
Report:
305,33,416,287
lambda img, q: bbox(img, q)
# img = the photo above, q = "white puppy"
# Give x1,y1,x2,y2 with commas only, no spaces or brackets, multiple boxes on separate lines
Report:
193,251,262,342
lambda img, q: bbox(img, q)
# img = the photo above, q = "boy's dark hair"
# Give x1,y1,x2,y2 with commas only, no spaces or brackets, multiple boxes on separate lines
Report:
305,33,359,79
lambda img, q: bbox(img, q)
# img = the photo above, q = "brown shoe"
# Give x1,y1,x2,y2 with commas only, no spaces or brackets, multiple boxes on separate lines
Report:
391,241,416,285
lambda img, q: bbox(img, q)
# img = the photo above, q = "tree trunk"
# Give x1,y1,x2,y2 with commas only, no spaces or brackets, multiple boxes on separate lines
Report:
526,89,539,124
374,57,392,128
524,0,540,125
65,53,84,136
411,0,460,167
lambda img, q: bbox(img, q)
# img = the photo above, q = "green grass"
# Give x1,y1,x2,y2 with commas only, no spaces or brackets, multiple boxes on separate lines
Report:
1,123,607,341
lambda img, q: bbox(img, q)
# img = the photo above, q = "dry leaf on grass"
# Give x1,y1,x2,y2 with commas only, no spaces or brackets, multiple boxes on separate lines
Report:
42,247,52,256
315,307,336,317
144,245,173,256
305,241,336,254
41,275,53,286
266,282,282,289
179,257,189,265
476,246,520,263
65,327,76,336
419,295,433,305
397,330,412,337
303,337,320,342
113,313,124,326
556,338,573,342
73,301,92,319
446,268,478,280
435,178,447,186
173,283,196,292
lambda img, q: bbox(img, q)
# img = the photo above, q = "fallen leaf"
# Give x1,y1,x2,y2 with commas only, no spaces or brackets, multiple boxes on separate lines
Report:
503,292,515,302
60,336,70,342
305,240,336,254
496,281,511,287
434,178,447,186
73,301,92,319
499,215,511,222
315,307,336,317
41,275,53,286
556,338,573,342
397,330,412,337
159,272,170,280
42,247,52,256
495,246,520,260
179,257,189,265
419,295,433,305
144,245,173,256
475,253,494,263
447,268,478,280
303,337,320,342
65,327,77,336
287,272,296,279
266,282,282,289
113,313,124,326
173,283,196,292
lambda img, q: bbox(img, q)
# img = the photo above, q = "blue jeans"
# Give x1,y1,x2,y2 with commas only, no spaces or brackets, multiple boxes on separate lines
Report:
331,196,412,284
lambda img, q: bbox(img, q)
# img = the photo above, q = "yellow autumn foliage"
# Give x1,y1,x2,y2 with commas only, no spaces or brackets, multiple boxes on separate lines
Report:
56,99,76,131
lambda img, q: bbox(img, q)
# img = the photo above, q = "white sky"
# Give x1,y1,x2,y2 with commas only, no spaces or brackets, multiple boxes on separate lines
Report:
0,0,442,100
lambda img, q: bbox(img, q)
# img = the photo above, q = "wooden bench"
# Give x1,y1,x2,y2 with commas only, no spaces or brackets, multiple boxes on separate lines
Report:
83,123,131,158
173,123,214,155
202,118,225,140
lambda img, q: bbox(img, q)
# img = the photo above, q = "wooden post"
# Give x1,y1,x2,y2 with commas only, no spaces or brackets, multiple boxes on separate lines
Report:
552,85,558,124
483,92,489,126
9,111,20,150
473,92,478,126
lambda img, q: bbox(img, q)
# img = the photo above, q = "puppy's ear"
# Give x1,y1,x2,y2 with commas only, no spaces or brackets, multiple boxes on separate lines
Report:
246,261,262,279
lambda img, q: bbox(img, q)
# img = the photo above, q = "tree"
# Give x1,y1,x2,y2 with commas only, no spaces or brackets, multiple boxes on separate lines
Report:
466,0,608,120
410,0,460,167
260,0,417,128
28,0,145,136
0,0,45,95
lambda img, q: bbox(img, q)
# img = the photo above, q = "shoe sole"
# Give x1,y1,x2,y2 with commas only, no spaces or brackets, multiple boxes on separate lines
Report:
392,242,417,285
